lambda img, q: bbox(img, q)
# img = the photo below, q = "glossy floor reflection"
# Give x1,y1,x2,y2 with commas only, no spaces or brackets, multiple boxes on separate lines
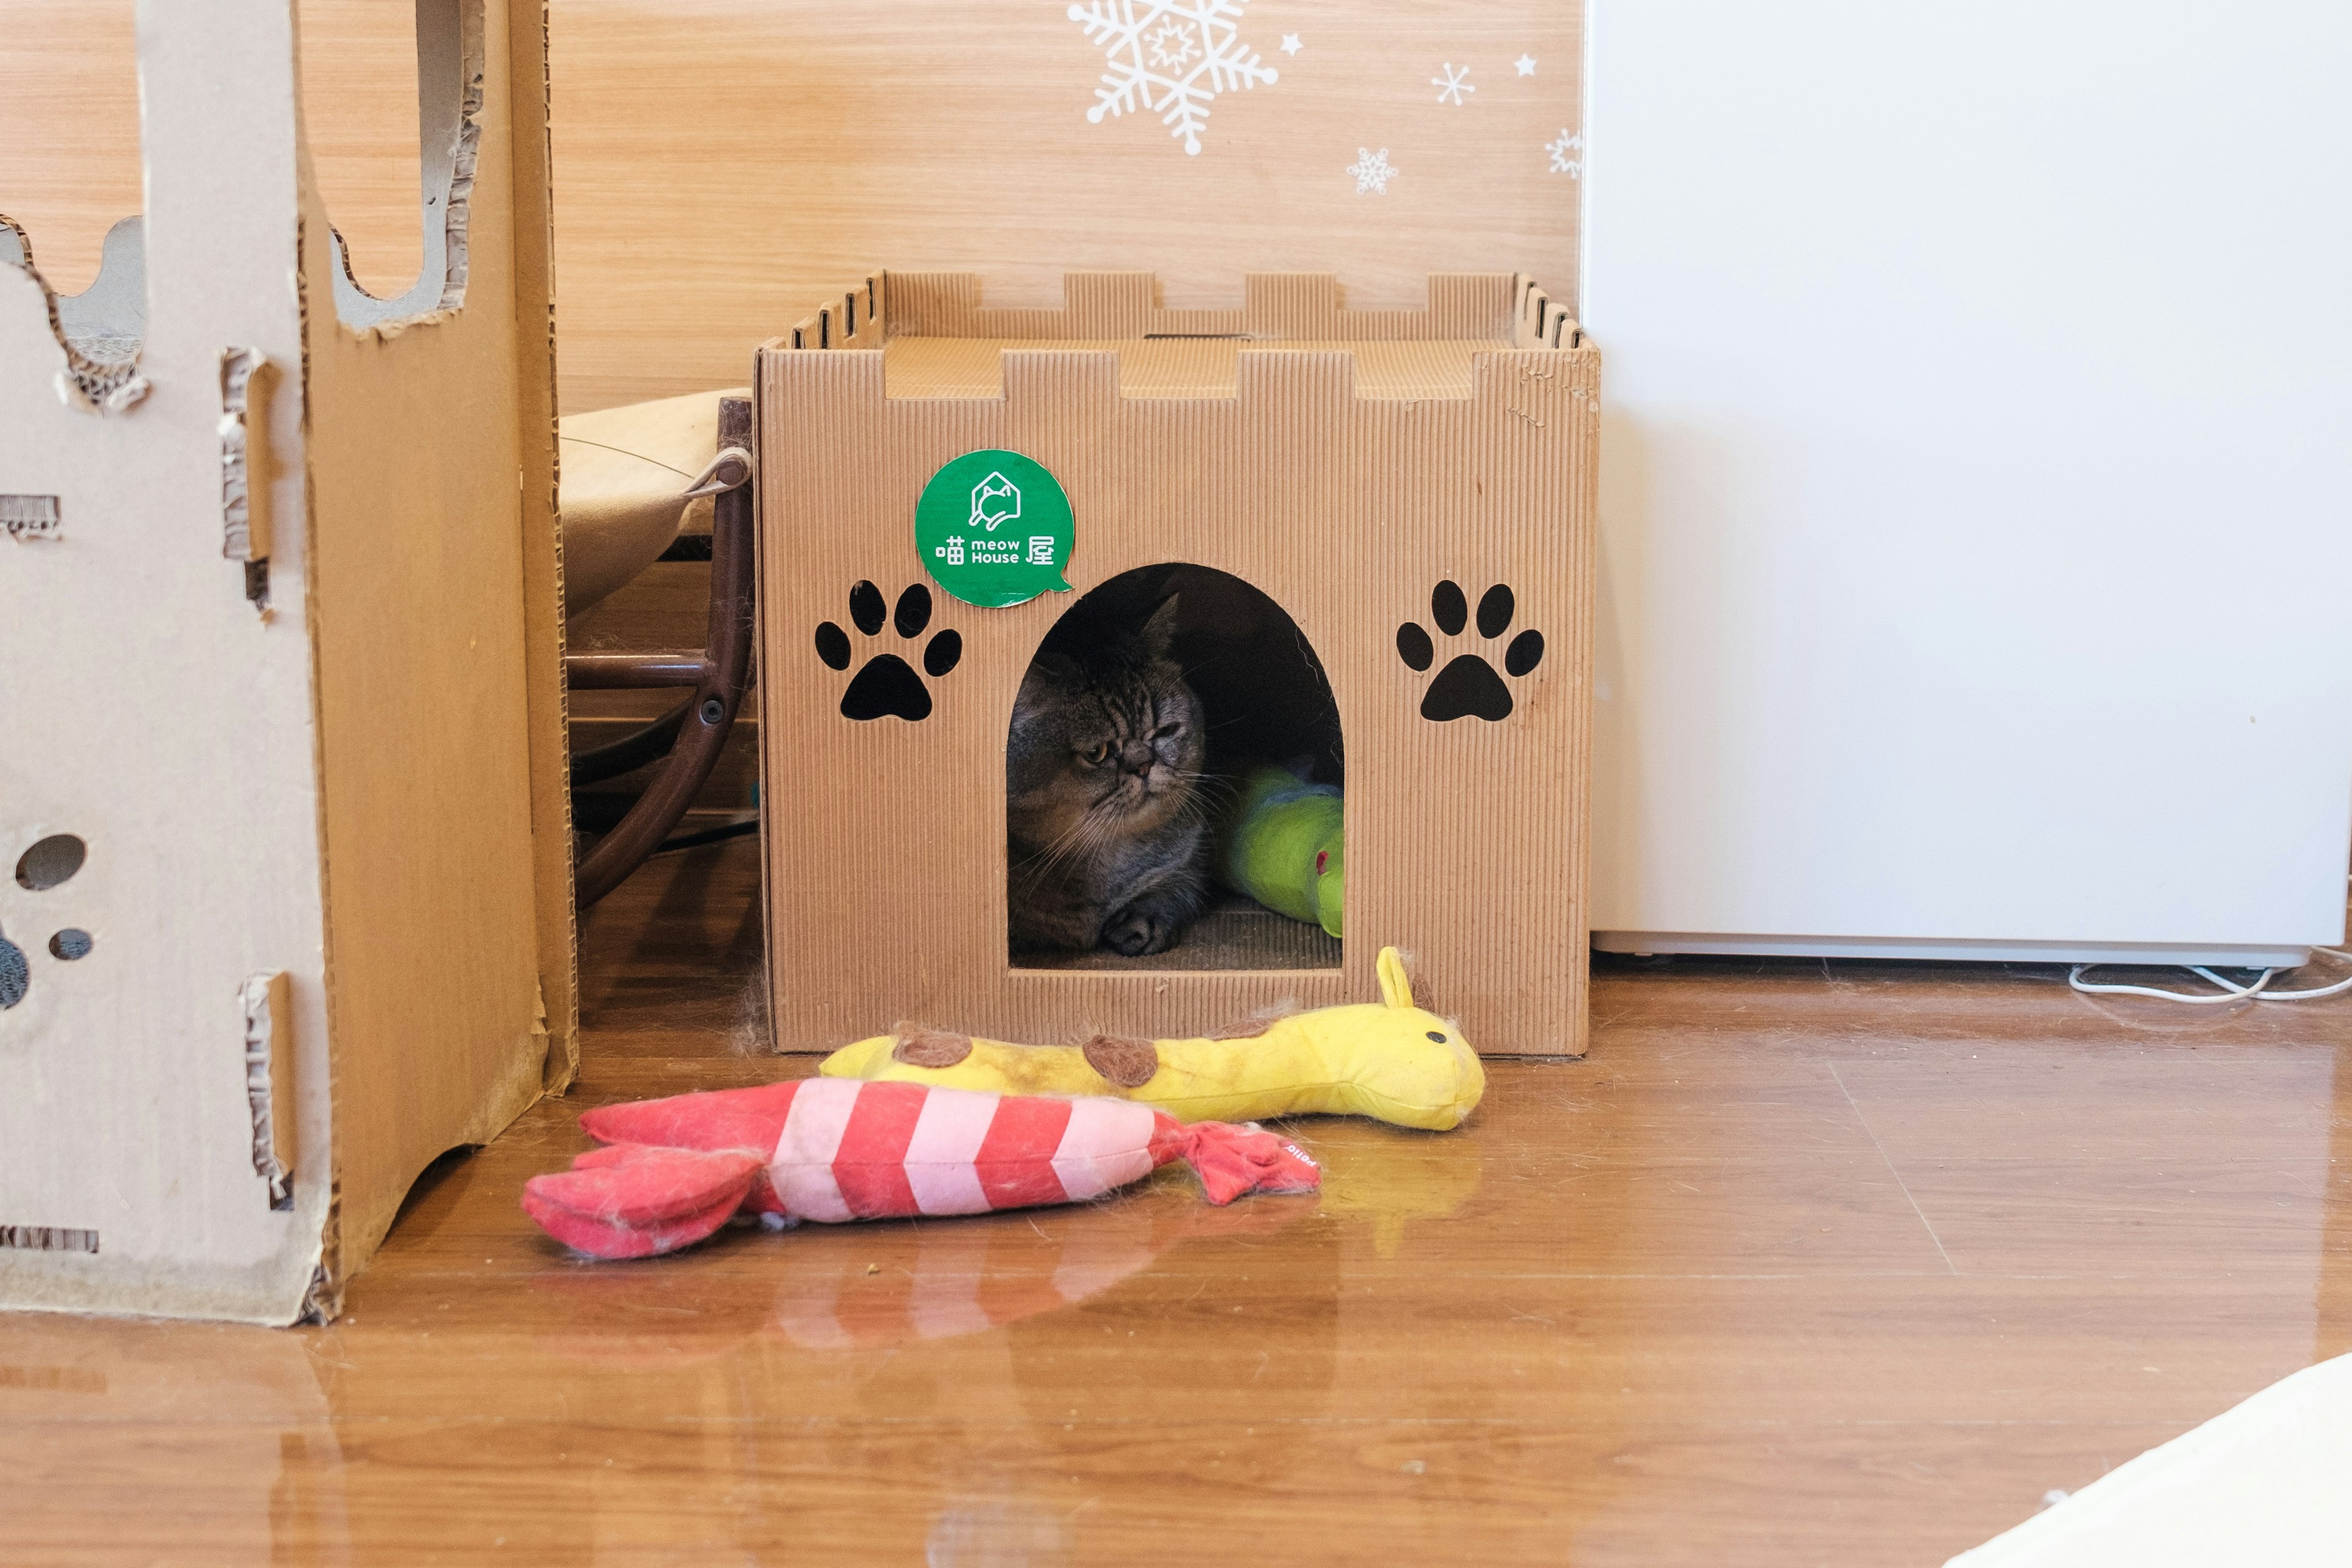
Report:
6,840,2348,1565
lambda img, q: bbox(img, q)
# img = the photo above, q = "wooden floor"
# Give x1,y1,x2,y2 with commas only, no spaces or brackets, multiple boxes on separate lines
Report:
7,842,2348,1566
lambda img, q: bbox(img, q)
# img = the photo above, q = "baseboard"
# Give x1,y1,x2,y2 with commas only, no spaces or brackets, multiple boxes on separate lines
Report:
1593,931,2315,968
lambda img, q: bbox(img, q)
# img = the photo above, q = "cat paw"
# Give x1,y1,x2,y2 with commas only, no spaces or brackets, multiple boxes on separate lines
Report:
1395,580,1544,722
816,581,962,722
1101,910,1175,956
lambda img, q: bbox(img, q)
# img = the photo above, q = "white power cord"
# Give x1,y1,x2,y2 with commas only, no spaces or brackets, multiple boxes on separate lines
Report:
2069,948,2352,1005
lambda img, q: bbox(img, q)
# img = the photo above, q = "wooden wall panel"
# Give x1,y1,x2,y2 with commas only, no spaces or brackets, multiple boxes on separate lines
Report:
8,4,1585,413
1,3,424,297
549,0,1583,413
0,1,142,293
296,1,427,298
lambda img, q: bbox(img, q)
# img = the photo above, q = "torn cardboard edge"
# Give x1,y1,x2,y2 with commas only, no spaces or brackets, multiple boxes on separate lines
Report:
1,493,62,542
0,211,149,412
219,348,277,611
241,973,295,1212
326,0,489,331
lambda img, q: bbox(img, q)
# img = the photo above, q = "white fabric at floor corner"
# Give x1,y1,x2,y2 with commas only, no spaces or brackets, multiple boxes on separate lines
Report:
1947,1352,2352,1567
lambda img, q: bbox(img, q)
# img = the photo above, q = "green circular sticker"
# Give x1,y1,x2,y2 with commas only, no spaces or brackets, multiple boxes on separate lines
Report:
914,449,1075,608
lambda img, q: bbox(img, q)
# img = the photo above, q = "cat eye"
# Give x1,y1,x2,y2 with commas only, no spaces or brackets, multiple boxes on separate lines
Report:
1153,722,1182,739
1083,742,1114,765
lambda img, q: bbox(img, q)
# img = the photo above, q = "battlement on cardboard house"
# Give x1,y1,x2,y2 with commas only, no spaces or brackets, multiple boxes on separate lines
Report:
780,270,1583,402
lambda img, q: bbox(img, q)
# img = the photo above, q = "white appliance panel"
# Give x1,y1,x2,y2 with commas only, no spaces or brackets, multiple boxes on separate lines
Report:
1583,0,2352,962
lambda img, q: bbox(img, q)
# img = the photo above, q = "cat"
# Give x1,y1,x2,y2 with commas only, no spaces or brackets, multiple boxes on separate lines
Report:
1006,595,1212,956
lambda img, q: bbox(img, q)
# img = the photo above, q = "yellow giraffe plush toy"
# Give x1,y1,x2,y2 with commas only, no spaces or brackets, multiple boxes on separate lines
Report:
818,948,1485,1131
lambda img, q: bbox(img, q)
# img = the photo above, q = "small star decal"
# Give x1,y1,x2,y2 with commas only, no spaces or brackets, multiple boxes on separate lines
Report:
1280,33,1302,56
1515,55,1537,77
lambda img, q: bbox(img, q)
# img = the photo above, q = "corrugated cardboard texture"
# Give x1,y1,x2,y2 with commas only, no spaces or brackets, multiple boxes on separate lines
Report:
0,0,572,1322
507,0,581,1090
758,271,1594,1057
302,0,576,1289
884,339,1512,402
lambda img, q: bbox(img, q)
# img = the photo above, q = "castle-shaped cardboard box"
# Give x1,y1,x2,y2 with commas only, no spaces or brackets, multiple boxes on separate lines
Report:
757,271,1595,1055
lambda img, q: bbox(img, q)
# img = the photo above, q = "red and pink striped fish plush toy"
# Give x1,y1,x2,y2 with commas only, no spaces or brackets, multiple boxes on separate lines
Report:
522,1077,1321,1259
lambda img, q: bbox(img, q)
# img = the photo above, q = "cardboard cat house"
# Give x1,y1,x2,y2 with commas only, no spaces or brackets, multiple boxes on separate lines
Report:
758,270,1596,1056
0,0,573,1323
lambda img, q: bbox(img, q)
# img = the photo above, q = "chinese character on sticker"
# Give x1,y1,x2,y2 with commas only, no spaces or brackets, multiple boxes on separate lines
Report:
1027,536,1054,566
938,535,965,566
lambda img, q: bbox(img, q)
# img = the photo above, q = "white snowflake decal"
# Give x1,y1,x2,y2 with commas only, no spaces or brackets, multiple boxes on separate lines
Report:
1068,1,1281,156
1348,147,1400,195
1547,129,1583,176
1433,64,1475,105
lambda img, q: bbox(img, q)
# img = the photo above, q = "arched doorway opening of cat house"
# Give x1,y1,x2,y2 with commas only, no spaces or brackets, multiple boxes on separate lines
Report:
1007,564,1344,973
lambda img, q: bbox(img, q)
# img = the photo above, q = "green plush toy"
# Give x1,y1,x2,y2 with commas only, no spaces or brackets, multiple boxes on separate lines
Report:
1216,764,1344,938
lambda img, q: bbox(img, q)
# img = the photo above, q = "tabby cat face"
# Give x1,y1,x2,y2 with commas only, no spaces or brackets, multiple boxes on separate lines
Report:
1011,669,1205,829
1006,598,1207,840
1065,684,1204,818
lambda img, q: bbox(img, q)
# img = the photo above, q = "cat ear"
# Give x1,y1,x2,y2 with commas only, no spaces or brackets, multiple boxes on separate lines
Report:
1141,594,1183,658
1018,652,1079,692
1011,654,1079,733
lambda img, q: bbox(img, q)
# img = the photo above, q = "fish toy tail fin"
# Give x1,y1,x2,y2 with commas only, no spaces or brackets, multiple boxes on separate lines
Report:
1174,1120,1322,1206
522,1143,766,1259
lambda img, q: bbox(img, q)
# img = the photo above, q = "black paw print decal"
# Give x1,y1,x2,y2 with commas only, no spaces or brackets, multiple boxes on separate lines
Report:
1,833,95,1012
1396,581,1545,722
816,581,963,722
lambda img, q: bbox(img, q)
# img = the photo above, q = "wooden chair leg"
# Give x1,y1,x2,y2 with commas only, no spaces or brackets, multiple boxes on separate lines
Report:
571,396,756,909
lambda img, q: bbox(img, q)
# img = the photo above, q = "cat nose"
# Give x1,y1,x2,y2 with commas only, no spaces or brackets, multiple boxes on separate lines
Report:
1121,743,1155,772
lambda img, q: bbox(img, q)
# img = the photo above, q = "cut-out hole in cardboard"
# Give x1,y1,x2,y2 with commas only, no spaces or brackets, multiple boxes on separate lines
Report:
0,933,26,1009
0,1,140,295
48,929,92,961
315,0,486,328
822,581,962,722
1,6,149,405
15,834,85,891
297,0,426,298
1010,564,1343,974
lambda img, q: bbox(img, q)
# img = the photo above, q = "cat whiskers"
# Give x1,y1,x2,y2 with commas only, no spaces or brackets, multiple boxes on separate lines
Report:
1164,769,1237,824
1012,794,1124,895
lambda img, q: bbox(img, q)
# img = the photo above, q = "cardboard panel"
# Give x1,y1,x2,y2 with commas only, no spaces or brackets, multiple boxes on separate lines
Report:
0,0,336,1322
0,0,571,1323
505,0,581,1089
758,271,1594,1057
301,0,573,1284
